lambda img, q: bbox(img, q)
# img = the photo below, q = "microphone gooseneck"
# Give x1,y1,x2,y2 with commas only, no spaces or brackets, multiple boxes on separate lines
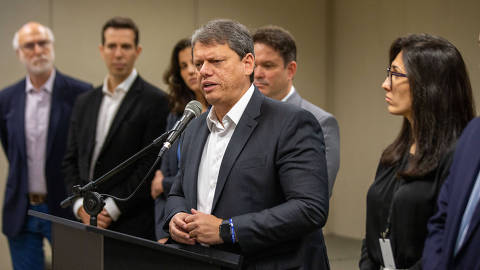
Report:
158,100,202,156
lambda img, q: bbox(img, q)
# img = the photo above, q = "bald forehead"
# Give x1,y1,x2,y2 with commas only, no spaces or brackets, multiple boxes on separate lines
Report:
19,23,49,37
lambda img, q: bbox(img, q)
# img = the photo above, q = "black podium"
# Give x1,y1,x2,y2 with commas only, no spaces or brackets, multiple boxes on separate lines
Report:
29,210,242,270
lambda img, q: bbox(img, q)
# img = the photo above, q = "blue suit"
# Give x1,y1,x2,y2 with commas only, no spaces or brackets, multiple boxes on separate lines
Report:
423,117,480,269
0,70,91,238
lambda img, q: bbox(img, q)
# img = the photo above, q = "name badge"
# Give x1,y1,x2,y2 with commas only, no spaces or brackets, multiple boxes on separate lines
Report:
379,238,396,269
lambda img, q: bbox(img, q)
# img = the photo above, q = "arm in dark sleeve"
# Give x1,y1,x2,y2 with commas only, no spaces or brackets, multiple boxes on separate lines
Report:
162,174,178,197
162,166,189,232
317,114,340,198
0,90,12,160
112,94,169,214
359,238,378,270
421,169,451,270
160,136,183,194
62,97,84,194
233,110,329,252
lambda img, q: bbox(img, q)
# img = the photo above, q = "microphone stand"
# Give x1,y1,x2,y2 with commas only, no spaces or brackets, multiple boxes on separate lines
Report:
60,131,171,226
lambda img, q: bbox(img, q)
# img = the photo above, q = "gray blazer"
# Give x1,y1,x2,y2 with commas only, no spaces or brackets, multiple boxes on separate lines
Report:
286,90,340,197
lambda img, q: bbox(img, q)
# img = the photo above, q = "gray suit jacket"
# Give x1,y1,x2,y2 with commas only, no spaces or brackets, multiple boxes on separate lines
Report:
286,90,340,197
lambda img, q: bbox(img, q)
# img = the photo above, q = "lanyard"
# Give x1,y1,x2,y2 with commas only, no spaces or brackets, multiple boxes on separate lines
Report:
381,156,409,239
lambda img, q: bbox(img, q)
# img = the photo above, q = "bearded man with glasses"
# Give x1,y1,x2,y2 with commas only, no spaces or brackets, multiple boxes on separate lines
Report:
0,22,92,270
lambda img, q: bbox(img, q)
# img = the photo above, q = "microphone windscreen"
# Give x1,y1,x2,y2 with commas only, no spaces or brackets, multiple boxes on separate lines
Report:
185,100,202,117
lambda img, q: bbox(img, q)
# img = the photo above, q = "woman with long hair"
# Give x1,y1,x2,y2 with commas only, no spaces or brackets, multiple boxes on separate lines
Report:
151,38,207,243
360,33,476,269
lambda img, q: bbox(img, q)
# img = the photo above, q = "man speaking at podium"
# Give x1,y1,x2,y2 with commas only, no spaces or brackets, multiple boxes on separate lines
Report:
164,19,329,269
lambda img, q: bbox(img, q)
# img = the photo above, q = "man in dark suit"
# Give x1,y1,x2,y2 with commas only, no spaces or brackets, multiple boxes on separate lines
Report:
0,22,91,270
164,19,329,269
423,117,480,269
62,17,168,240
252,25,337,270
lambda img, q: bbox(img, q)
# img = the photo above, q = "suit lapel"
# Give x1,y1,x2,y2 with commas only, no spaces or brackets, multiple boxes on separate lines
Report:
210,89,263,212
100,76,141,155
46,71,63,159
84,89,104,171
462,188,480,251
449,128,480,256
456,159,480,254
12,80,27,161
187,115,210,209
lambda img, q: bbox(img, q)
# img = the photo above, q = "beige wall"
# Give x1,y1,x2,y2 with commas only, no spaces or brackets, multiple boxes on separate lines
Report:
0,0,479,268
0,0,327,267
327,0,480,239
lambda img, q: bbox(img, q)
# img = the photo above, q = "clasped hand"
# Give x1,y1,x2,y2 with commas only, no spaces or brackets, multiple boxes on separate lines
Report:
169,208,223,245
78,206,112,229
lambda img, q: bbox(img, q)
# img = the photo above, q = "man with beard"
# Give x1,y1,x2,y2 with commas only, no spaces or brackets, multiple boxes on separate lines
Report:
0,22,91,270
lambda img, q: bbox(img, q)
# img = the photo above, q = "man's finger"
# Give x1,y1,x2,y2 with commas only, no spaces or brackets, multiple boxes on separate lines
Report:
170,222,195,245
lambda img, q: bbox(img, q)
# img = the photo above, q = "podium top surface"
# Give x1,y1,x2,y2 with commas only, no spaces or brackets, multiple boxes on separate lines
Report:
29,210,242,269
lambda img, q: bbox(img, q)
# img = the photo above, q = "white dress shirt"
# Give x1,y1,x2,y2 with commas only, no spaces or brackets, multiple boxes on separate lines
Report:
73,69,138,221
197,84,255,214
24,70,55,195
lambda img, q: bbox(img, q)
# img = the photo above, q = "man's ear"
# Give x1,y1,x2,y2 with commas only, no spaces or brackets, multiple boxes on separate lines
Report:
135,44,143,56
286,61,297,80
243,52,255,76
98,44,105,60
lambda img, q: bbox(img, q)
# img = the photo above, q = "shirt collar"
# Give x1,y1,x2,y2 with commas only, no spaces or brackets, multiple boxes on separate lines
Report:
281,85,295,102
102,68,138,96
206,84,255,132
25,69,56,94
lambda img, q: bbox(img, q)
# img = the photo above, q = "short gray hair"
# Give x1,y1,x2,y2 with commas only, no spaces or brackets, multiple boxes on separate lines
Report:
12,23,55,50
192,19,254,81
192,19,254,60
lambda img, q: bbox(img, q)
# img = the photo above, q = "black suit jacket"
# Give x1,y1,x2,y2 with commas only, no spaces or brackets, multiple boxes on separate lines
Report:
164,88,329,269
0,70,91,237
63,75,169,240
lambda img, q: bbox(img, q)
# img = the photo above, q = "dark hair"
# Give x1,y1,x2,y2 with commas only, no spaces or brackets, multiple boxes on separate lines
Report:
253,25,297,66
192,19,254,82
163,38,196,114
102,16,139,46
381,33,476,178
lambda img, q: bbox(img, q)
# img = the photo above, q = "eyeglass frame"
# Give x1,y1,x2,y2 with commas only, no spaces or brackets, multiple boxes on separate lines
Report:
19,39,52,52
386,67,407,88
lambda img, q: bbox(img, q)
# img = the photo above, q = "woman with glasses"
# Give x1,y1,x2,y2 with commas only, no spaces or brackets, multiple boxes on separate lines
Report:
151,38,207,243
359,33,475,270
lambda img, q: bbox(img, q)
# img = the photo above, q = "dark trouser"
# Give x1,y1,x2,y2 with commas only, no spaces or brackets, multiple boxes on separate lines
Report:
8,203,51,270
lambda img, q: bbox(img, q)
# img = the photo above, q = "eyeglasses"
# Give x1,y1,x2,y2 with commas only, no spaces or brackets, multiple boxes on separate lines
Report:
20,40,51,51
386,67,407,88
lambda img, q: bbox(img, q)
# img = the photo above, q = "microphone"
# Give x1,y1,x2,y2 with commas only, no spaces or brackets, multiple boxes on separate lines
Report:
159,100,202,156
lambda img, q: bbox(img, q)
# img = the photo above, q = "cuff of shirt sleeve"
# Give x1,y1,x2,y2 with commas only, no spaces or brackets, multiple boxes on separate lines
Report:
73,198,84,220
104,197,121,221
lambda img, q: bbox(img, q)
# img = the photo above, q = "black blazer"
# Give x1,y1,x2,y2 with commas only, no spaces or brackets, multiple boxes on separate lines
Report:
63,75,169,240
164,88,329,269
0,70,91,237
